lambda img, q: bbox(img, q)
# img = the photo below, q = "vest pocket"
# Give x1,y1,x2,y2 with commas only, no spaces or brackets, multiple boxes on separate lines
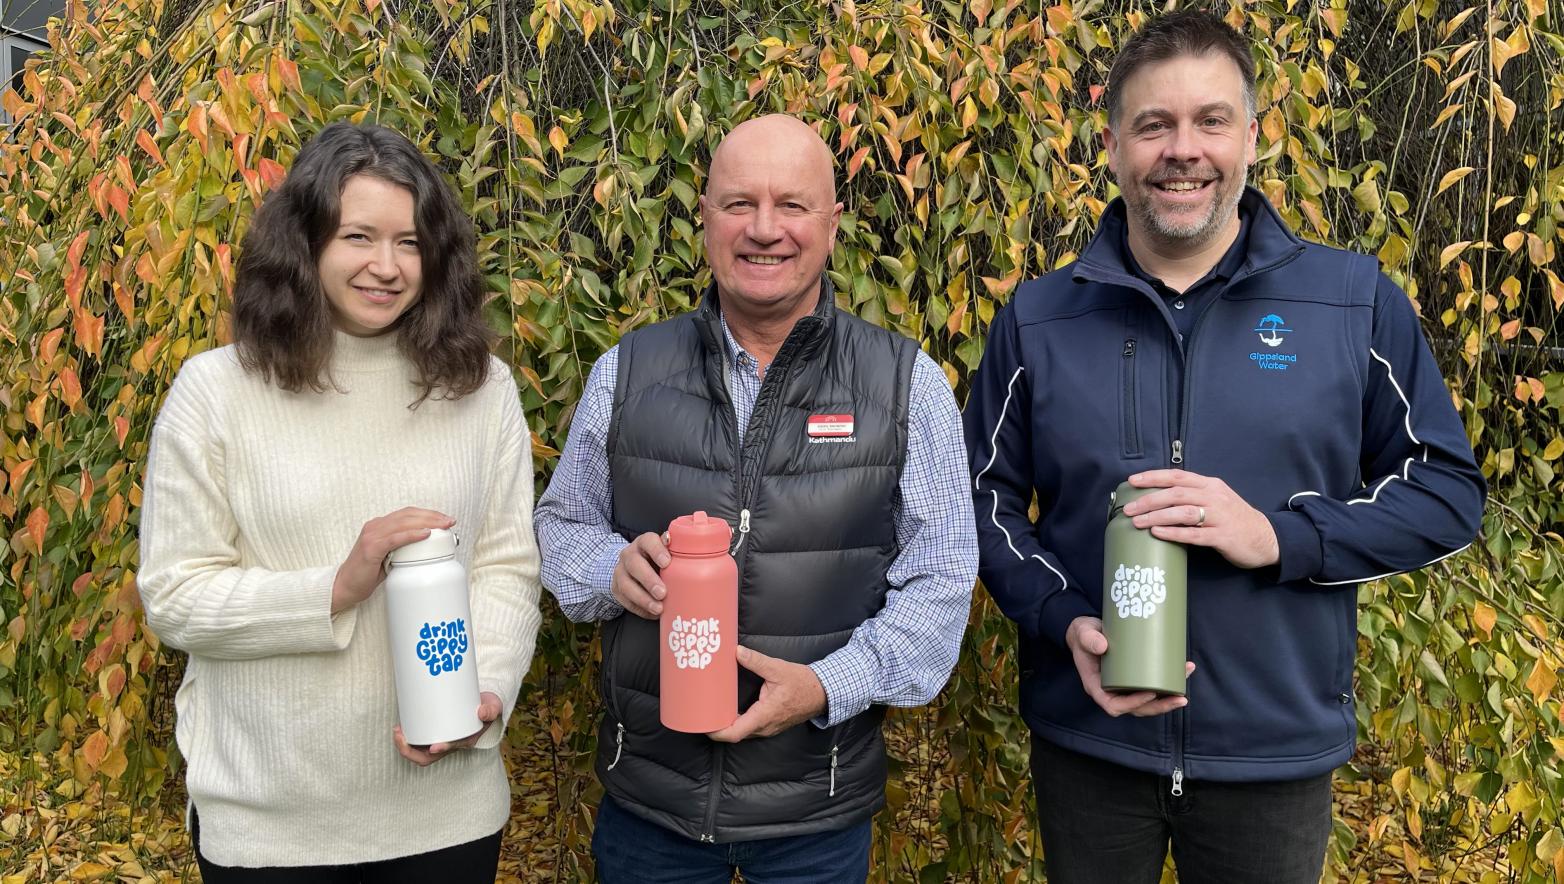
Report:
1119,337,1144,458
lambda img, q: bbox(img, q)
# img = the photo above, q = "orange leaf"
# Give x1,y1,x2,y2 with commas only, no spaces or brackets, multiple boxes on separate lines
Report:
66,229,90,271
1500,319,1521,341
59,368,82,409
276,55,302,93
849,45,869,71
26,506,48,552
1515,376,1532,402
258,157,287,190
113,416,129,448
1473,602,1497,639
135,129,164,166
7,459,35,494
107,184,130,221
80,729,108,770
39,328,64,363
846,146,872,181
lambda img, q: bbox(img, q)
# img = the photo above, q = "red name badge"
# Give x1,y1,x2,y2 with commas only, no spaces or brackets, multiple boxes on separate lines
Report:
807,414,854,437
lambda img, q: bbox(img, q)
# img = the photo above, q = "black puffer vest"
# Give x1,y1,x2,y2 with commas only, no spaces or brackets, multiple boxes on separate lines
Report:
598,280,916,842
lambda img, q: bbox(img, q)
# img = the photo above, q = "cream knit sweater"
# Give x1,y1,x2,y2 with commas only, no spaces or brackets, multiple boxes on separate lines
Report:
138,332,542,867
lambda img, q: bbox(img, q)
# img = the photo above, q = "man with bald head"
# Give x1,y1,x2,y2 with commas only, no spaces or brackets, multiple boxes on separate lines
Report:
535,114,977,881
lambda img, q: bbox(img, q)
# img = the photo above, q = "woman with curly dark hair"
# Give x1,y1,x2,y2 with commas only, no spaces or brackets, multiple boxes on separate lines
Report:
138,122,541,880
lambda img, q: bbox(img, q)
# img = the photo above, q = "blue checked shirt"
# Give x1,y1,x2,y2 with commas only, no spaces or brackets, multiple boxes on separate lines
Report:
535,313,978,727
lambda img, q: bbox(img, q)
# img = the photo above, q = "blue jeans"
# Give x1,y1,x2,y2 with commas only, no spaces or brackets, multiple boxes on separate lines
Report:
592,794,872,884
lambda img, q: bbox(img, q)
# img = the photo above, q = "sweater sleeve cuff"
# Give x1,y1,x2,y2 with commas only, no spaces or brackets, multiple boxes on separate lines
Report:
1037,590,1098,651
1268,510,1324,583
472,681,515,751
809,643,876,728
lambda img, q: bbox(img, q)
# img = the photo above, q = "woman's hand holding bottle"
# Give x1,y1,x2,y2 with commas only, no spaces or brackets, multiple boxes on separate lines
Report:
331,507,455,614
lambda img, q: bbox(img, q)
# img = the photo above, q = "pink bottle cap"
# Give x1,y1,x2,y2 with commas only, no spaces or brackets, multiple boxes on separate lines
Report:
667,511,732,555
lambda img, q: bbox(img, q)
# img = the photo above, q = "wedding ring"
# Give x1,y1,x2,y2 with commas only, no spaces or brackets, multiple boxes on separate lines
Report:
1196,506,1207,527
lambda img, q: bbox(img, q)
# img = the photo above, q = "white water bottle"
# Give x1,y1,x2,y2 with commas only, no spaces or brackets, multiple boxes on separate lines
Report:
384,528,482,745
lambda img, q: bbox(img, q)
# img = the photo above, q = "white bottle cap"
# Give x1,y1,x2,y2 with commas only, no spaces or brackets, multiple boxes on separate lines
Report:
387,527,458,565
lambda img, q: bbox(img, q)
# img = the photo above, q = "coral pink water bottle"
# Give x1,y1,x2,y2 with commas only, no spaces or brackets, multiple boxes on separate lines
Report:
659,511,738,733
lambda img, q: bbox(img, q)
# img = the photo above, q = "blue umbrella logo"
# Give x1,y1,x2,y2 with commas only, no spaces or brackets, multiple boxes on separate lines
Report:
1254,314,1291,347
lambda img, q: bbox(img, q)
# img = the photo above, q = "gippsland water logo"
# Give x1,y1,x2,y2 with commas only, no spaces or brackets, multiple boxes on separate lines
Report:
415,619,469,677
667,616,722,670
1249,313,1299,371
1109,564,1167,619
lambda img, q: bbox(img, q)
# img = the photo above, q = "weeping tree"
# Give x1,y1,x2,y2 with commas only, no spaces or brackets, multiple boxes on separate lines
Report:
1,0,1562,880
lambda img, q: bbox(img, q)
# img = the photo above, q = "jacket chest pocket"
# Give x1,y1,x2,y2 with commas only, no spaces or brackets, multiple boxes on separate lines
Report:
1119,311,1145,459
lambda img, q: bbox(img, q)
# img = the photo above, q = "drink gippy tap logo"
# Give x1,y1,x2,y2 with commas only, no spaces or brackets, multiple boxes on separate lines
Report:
667,616,723,670
415,619,469,676
1109,564,1168,619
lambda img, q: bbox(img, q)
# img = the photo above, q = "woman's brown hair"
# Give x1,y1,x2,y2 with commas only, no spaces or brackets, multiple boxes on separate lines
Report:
232,121,493,403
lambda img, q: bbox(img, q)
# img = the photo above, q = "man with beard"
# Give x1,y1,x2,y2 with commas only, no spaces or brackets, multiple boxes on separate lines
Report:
536,113,977,882
962,10,1484,883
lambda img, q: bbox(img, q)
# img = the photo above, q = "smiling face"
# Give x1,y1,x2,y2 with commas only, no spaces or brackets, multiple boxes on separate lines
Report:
1103,51,1258,253
700,115,843,322
317,174,423,337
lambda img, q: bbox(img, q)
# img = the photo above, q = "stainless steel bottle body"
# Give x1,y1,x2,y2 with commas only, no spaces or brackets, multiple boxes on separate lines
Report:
1100,482,1188,696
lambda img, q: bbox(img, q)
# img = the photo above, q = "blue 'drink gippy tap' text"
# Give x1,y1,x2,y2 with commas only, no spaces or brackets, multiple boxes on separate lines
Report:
416,619,469,676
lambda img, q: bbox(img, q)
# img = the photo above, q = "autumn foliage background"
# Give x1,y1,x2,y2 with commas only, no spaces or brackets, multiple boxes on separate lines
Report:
0,0,1561,880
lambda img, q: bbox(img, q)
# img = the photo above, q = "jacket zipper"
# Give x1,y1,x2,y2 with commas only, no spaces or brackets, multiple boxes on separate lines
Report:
699,328,807,843
1077,248,1304,794
1121,339,1140,456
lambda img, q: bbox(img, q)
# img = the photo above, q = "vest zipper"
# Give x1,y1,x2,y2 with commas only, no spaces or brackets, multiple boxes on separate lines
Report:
606,722,625,771
700,743,726,842
729,508,751,555
829,744,839,797
704,322,808,844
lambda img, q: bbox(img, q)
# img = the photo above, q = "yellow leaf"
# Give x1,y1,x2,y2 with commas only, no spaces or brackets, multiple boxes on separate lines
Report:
1432,103,1463,128
1503,231,1524,252
1526,658,1557,703
1543,436,1563,461
1473,602,1497,639
1524,613,1548,640
1391,766,1411,797
1436,166,1475,196
547,126,567,158
1439,241,1471,269
1401,841,1422,876
1491,83,1516,130
67,863,112,881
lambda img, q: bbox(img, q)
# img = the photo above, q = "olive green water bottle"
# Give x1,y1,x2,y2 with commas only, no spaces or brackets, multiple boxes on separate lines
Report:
1100,482,1188,696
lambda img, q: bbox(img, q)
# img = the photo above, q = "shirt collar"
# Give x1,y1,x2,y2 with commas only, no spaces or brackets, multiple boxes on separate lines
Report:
718,310,755,368
1120,202,1254,292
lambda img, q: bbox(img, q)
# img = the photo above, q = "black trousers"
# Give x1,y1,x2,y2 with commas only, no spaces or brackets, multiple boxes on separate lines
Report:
1031,736,1333,884
191,807,503,883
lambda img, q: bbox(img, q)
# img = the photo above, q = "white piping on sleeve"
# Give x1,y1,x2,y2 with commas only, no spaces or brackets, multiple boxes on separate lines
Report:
1292,348,1466,584
973,366,1070,591
1308,543,1472,586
